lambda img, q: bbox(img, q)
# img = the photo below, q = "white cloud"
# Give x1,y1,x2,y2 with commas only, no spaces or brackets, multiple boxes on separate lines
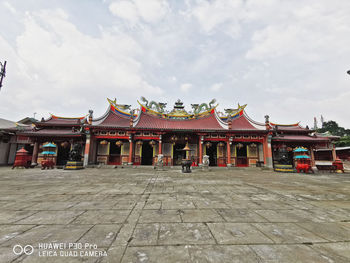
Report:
109,0,169,24
180,83,192,93
190,0,245,38
210,82,223,92
0,8,162,119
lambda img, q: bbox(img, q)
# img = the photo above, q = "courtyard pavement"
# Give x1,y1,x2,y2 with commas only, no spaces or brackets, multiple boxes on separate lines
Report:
0,166,349,263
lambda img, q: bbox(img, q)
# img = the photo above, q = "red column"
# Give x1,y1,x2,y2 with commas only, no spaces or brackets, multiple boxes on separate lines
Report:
199,136,203,165
227,140,231,166
263,134,273,168
310,147,315,167
31,141,39,165
159,135,162,155
332,144,336,161
128,136,133,165
83,134,91,167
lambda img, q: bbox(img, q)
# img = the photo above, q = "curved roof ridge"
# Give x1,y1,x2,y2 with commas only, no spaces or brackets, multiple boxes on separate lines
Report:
214,109,228,129
51,114,87,120
243,111,266,127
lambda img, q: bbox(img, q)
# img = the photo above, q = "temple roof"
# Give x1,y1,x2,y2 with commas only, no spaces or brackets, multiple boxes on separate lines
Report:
91,109,130,128
272,135,329,142
133,110,225,131
38,115,87,126
230,112,266,131
17,128,82,137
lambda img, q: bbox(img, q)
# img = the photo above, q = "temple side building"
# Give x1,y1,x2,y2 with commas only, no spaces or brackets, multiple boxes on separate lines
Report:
8,98,334,169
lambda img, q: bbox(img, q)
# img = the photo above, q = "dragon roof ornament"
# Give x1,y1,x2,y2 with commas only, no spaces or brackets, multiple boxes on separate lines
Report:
138,97,218,119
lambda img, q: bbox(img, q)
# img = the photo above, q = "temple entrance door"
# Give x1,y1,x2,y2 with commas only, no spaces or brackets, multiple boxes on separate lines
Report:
57,143,70,166
236,144,248,167
109,141,121,165
206,143,217,166
141,141,153,165
173,144,185,165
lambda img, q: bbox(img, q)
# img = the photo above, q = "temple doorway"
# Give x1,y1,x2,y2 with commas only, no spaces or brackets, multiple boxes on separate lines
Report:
173,143,185,165
236,144,248,167
109,141,121,165
57,142,70,165
206,143,217,166
141,141,153,165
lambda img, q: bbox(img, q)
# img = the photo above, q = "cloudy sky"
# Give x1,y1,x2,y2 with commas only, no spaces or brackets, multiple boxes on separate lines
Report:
0,0,349,128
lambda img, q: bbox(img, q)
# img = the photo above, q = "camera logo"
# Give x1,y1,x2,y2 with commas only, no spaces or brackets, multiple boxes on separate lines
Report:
13,245,34,255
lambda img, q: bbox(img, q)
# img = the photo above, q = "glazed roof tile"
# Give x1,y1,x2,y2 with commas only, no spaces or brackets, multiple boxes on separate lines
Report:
272,135,329,142
92,110,130,128
230,114,260,130
134,111,224,131
18,128,82,137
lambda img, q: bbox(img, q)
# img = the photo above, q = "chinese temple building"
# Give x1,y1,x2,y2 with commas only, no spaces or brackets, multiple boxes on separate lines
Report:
10,98,334,169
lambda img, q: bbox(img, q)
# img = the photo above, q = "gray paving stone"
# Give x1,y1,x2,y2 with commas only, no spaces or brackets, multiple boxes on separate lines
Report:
252,223,327,244
158,223,216,245
122,246,191,263
1,167,350,262
138,209,181,223
207,223,274,245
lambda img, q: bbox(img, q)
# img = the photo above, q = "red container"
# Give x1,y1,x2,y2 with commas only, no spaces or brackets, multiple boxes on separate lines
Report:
12,148,31,169
332,159,344,173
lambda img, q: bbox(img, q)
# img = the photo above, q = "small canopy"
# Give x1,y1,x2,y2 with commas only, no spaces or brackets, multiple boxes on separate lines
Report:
294,155,310,159
293,147,308,152
41,151,56,155
16,148,28,153
43,143,56,148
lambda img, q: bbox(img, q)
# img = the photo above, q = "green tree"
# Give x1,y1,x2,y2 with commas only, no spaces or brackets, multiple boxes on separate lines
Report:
318,120,350,146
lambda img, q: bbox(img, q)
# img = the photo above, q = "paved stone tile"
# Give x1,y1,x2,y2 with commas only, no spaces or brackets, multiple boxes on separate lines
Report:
1,167,350,262
78,224,122,248
130,223,159,246
181,209,224,223
187,245,260,263
16,210,85,224
0,201,36,210
24,201,78,210
71,201,117,210
216,209,267,223
0,210,37,224
2,225,91,248
296,222,350,242
138,209,181,223
122,246,191,263
312,242,350,262
100,246,125,263
158,223,216,245
224,200,262,209
73,210,130,224
254,209,311,222
143,201,161,209
207,223,274,245
0,224,36,245
250,244,338,262
113,201,137,210
0,247,21,263
193,200,230,209
111,224,135,246
253,223,327,244
161,200,196,209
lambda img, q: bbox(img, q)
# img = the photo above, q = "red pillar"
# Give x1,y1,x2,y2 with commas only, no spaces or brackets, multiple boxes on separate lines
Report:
332,144,336,161
310,147,315,167
31,141,39,165
83,134,91,167
159,135,162,155
227,140,231,167
128,136,133,165
199,136,203,165
263,134,273,168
